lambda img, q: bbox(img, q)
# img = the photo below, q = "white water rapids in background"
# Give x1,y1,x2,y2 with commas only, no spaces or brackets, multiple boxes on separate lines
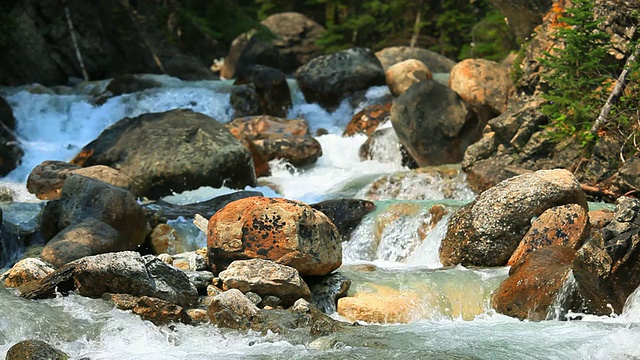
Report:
2,76,640,359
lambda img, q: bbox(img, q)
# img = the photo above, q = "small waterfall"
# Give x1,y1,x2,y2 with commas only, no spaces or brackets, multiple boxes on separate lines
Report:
343,201,452,267
547,269,577,320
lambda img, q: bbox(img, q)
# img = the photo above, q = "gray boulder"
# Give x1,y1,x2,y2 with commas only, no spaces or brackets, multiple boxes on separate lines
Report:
375,46,456,73
71,109,256,199
20,251,198,307
440,169,588,267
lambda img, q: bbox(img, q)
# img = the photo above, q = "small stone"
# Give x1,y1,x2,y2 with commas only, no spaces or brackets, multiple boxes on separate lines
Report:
187,308,208,323
207,285,224,297
188,253,207,271
291,298,311,313
0,186,14,202
157,253,173,265
245,291,262,305
5,340,68,360
260,295,281,308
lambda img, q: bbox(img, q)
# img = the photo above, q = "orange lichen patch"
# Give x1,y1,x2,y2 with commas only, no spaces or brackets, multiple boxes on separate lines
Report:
343,103,392,137
70,148,94,166
507,203,589,266
544,1,570,29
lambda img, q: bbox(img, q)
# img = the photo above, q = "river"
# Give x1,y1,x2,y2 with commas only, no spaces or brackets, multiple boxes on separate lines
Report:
1,76,639,359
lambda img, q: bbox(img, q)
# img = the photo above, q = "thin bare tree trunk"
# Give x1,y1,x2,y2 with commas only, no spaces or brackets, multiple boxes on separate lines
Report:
591,30,639,135
410,0,424,50
63,1,89,81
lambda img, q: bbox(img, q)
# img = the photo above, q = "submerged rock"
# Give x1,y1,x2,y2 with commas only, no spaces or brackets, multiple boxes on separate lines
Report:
71,109,255,199
219,259,310,306
207,197,342,276
19,251,198,307
296,47,386,109
440,169,587,267
5,340,68,360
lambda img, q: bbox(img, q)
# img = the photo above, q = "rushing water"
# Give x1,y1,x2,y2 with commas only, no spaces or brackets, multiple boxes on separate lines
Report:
1,76,640,359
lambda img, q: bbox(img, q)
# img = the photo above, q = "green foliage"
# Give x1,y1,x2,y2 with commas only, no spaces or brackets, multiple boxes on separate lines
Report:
539,0,617,147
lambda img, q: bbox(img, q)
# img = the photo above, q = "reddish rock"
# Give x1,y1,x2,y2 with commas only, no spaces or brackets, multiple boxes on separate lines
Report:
343,103,392,137
492,245,576,320
107,293,191,325
227,116,309,140
207,197,341,276
507,203,590,266
149,223,183,255
588,209,615,230
449,58,514,121
385,59,432,97
26,161,80,200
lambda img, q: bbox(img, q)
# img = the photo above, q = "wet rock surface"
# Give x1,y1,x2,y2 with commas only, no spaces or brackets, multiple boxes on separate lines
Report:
343,103,392,137
106,293,192,325
310,199,376,241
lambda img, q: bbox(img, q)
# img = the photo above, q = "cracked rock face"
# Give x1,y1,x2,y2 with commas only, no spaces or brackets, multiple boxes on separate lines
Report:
207,196,341,276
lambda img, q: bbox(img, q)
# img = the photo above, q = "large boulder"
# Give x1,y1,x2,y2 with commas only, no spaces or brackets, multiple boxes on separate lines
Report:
440,169,588,267
448,58,514,122
0,95,23,176
391,79,482,166
27,161,135,200
57,174,149,251
207,196,342,276
19,251,198,307
374,46,456,73
219,259,311,306
492,245,576,320
71,109,255,199
295,48,386,109
234,65,292,118
222,12,325,79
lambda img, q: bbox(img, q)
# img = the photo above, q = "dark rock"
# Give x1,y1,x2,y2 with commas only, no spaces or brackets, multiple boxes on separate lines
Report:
185,270,215,293
235,65,292,118
0,95,23,176
105,74,161,96
260,295,282,309
39,200,62,241
230,85,263,118
58,174,149,250
375,46,456,73
440,169,588,267
391,79,482,166
144,190,263,222
296,47,386,109
222,12,325,79
307,272,351,314
0,2,214,86
71,109,255,199
19,251,198,307
252,135,322,167
310,199,376,241
5,340,68,360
